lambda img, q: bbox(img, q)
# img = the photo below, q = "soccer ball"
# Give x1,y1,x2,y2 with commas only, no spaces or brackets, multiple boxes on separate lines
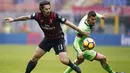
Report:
83,38,95,50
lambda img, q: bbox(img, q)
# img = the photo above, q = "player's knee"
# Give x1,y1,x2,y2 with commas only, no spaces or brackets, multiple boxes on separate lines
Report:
59,56,69,65
101,56,107,62
59,52,69,65
31,55,41,61
59,57,69,65
75,58,84,65
31,58,38,62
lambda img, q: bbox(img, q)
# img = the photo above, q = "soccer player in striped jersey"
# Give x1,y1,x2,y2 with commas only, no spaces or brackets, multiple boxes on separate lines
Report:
5,1,89,73
64,11,117,73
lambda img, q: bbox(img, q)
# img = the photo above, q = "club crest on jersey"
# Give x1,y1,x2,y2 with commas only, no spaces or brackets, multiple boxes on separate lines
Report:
49,19,53,24
41,20,43,22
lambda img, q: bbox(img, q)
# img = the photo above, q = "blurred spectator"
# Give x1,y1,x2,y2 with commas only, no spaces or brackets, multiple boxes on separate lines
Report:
124,16,130,34
22,22,28,32
110,5,121,14
127,0,130,6
75,0,85,6
103,0,127,7
53,0,67,11
21,21,32,33
3,21,12,34
13,0,24,4
96,26,104,33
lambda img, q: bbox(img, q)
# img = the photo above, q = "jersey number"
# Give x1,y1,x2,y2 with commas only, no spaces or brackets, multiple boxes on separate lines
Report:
58,44,63,50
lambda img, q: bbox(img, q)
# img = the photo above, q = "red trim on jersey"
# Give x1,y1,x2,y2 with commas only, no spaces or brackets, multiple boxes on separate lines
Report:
53,12,56,20
76,34,82,38
36,13,39,21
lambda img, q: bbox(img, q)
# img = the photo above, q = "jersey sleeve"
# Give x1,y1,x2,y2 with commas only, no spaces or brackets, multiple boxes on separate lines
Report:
30,13,39,20
96,13,103,18
56,13,67,23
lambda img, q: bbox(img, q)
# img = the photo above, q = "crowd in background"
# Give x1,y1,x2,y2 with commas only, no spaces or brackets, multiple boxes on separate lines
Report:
0,0,130,34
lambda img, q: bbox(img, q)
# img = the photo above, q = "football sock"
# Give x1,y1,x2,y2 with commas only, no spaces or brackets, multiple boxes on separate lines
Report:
64,67,73,73
25,60,37,73
102,64,115,73
67,60,81,73
64,61,80,73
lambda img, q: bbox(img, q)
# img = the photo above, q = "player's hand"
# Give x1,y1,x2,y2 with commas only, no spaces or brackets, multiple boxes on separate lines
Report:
5,17,14,23
78,52,84,59
102,13,108,19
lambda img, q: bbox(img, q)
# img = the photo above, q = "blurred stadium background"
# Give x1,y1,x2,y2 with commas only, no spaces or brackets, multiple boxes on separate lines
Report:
0,0,130,73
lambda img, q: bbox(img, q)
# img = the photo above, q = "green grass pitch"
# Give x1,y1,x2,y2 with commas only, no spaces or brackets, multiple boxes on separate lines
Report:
0,45,130,73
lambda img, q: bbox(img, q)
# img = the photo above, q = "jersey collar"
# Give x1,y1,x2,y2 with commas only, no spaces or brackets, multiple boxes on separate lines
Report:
84,21,90,26
84,21,93,29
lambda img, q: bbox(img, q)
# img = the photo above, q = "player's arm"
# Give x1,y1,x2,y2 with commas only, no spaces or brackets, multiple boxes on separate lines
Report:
65,20,89,37
5,15,31,23
74,37,84,58
96,13,108,19
74,38,82,52
57,14,89,37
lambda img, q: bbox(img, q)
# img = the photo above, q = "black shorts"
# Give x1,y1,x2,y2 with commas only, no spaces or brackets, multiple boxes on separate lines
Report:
38,38,66,55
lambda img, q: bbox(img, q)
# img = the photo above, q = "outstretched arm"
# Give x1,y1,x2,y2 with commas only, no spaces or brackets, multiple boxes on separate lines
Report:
5,15,31,23
56,13,89,36
64,20,90,37
96,13,108,19
74,37,84,59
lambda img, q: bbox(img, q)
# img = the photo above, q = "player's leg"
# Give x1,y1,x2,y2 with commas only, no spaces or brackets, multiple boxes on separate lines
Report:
65,49,97,73
64,38,85,73
54,39,81,73
94,53,115,73
59,52,81,73
64,49,97,73
25,39,51,73
64,57,84,73
25,47,47,73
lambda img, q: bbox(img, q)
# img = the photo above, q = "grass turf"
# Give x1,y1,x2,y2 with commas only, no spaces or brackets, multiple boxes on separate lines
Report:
0,45,130,73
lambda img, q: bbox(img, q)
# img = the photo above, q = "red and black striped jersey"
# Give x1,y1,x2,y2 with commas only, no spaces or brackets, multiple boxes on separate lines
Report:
31,11,67,39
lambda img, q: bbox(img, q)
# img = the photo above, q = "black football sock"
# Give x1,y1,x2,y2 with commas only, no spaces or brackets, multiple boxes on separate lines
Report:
25,60,37,73
67,60,81,73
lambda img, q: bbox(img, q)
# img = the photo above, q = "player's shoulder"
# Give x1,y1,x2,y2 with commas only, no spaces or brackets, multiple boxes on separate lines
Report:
30,11,42,20
51,11,64,16
82,14,88,19
79,14,88,23
51,12,63,19
32,12,41,16
33,11,40,14
36,11,42,15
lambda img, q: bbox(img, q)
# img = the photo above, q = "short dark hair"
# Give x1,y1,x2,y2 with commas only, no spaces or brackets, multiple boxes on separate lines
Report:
39,0,50,7
88,11,96,17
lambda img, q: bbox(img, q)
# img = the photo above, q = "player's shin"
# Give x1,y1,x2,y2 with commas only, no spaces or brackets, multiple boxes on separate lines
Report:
25,60,37,73
67,60,81,73
64,67,73,73
102,64,115,73
64,60,81,73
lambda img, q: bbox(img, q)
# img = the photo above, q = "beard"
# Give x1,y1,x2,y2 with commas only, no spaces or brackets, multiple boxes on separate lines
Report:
42,12,50,16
